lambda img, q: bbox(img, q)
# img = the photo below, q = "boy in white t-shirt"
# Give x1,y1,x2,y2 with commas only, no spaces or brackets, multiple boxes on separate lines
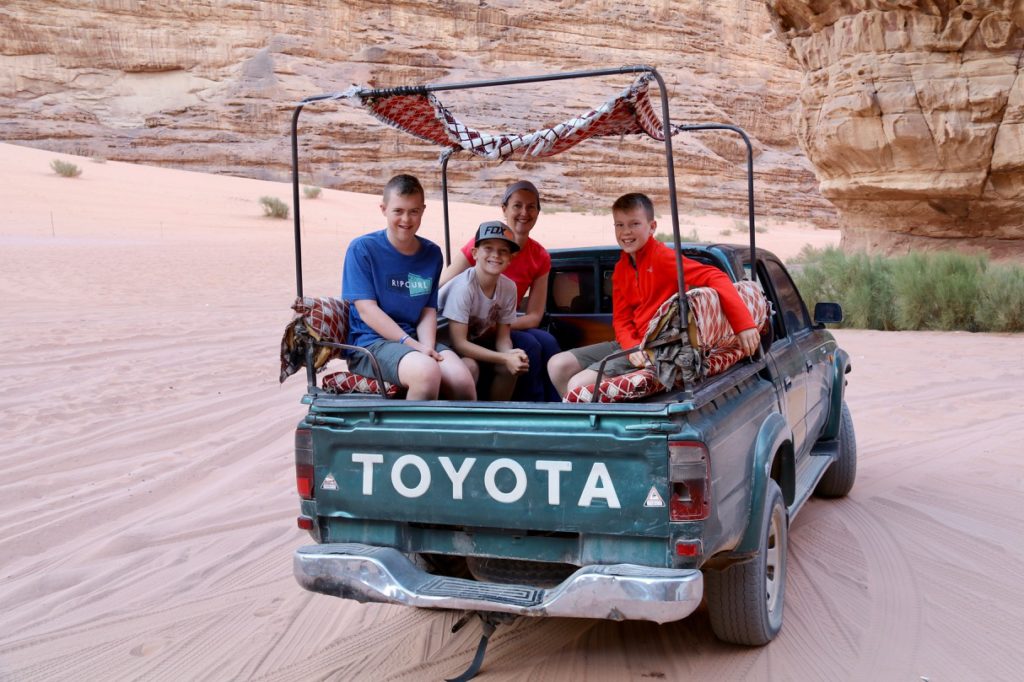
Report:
439,221,530,400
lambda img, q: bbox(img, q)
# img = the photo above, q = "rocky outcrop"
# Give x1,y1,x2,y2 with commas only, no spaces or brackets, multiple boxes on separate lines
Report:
766,0,1024,255
0,1,835,226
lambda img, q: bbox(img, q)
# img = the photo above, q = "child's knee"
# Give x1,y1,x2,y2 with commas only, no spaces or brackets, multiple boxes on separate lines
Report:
440,351,477,399
399,352,442,387
462,356,480,382
567,370,596,392
548,350,579,378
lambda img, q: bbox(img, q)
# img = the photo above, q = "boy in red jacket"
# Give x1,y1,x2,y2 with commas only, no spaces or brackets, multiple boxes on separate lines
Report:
548,193,759,397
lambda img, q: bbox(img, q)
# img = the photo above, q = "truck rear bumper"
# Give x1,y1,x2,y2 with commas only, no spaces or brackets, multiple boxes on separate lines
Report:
294,543,703,623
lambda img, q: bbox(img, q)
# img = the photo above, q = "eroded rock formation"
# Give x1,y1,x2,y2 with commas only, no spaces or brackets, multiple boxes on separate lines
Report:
0,1,836,227
766,0,1024,254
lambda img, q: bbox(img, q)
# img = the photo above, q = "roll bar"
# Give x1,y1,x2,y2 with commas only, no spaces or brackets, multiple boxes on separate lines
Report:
289,66,761,395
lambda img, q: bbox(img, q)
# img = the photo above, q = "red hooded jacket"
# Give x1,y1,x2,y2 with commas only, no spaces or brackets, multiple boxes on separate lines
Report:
612,237,756,349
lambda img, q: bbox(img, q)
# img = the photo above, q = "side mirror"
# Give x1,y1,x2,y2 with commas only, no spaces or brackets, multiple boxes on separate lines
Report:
813,302,843,325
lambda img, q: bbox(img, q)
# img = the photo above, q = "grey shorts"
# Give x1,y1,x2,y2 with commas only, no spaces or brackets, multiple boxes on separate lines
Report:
347,339,452,386
569,341,638,378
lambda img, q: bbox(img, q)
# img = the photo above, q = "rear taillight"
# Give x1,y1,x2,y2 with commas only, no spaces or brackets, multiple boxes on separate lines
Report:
295,427,314,500
669,441,710,521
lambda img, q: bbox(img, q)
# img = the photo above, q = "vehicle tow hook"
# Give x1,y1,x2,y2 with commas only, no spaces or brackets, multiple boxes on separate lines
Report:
445,611,514,682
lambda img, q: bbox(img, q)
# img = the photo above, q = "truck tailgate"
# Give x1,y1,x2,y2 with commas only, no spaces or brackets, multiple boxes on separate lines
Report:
306,403,673,538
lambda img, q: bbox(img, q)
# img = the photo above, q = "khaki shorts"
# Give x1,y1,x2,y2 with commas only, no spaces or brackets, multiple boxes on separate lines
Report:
569,341,638,379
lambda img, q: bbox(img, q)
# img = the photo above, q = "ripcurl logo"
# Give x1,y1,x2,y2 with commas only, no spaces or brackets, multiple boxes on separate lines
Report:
388,273,433,297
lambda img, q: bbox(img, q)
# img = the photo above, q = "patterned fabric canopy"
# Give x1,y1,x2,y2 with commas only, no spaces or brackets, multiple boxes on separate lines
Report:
349,75,665,160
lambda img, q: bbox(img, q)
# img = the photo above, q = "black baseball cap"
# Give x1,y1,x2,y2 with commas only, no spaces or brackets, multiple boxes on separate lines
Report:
474,220,520,253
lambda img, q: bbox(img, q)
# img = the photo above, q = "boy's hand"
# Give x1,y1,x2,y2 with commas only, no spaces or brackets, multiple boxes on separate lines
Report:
408,338,442,361
504,349,529,375
736,328,760,357
628,350,649,368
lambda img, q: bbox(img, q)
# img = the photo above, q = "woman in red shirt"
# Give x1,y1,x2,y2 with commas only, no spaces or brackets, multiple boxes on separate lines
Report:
440,180,561,401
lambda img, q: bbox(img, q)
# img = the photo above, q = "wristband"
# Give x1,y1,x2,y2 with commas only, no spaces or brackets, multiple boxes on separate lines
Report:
399,334,410,345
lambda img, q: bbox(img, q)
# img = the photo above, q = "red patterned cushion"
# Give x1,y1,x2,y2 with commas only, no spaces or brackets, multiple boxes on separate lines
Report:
563,368,664,403
292,296,349,344
705,347,747,376
280,297,402,398
573,281,772,403
322,371,402,398
684,280,770,350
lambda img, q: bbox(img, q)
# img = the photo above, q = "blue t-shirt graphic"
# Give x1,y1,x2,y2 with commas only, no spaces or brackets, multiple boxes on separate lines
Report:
341,230,442,349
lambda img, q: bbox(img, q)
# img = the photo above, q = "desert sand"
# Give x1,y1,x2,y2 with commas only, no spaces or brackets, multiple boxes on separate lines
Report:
1,142,1023,681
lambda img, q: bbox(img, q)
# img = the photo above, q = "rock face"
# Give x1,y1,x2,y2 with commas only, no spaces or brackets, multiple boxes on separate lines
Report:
0,0,835,227
766,0,1024,255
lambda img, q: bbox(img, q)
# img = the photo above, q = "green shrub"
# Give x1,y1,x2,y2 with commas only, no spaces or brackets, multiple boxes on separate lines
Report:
51,159,82,178
792,246,897,329
977,264,1024,332
259,196,290,219
790,247,1024,332
303,186,322,199
656,228,701,243
892,251,985,331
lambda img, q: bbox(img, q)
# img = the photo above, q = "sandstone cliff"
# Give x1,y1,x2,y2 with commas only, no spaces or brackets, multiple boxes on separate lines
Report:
766,0,1024,255
0,0,835,228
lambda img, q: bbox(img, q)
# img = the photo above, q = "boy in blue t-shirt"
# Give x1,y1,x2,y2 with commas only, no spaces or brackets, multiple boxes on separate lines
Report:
342,174,476,401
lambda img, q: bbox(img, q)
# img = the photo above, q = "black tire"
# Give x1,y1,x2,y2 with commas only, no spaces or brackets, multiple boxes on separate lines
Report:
705,479,788,645
814,401,857,498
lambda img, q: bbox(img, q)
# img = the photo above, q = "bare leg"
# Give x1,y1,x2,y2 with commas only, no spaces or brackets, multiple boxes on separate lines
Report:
462,356,480,384
547,350,584,397
488,364,518,401
566,368,598,394
437,349,477,400
397,351,442,400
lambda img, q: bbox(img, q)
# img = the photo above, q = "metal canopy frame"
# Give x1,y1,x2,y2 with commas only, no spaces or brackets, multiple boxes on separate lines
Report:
288,65,761,397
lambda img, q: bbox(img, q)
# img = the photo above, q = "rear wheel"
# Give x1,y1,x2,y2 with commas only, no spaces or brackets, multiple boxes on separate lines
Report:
814,401,857,498
705,479,788,645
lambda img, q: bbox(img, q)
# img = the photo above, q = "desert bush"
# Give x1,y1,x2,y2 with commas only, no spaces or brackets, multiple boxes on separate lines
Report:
977,264,1024,332
303,186,322,199
259,196,290,219
51,159,82,178
792,246,897,329
656,228,701,243
892,251,985,331
790,247,1024,332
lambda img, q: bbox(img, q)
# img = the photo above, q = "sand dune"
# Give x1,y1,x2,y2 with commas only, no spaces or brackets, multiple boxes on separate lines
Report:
1,142,1023,680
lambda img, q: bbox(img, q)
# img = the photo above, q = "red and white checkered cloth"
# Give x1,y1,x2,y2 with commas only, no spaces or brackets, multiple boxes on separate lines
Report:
564,280,772,403
322,371,401,398
358,75,664,161
279,296,402,397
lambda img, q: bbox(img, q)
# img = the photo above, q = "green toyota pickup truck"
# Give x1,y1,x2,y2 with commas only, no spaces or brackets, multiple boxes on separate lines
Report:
282,67,856,670
291,240,854,646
